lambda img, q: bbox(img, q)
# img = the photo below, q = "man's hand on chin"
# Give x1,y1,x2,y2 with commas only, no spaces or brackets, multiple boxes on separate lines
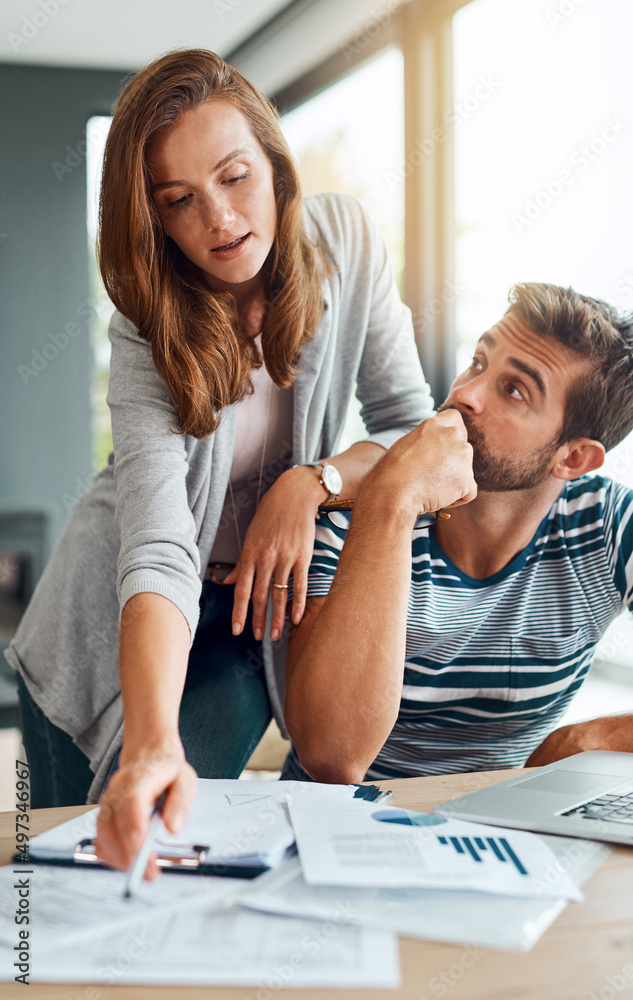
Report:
525,716,625,768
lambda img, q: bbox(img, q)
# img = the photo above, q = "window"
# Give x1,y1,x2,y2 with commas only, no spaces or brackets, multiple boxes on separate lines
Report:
281,47,405,450
86,115,115,471
281,47,405,291
452,0,633,708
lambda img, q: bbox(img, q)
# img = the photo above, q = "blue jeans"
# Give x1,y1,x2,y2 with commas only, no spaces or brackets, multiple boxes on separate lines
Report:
17,581,272,807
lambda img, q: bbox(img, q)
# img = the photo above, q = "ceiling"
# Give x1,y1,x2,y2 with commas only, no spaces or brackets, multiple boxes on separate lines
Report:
0,0,297,73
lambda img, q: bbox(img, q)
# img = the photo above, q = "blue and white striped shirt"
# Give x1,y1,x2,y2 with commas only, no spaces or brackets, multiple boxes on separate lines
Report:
283,475,633,780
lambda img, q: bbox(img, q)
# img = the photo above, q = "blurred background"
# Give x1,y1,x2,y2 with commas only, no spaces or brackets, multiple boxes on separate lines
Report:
1,0,633,807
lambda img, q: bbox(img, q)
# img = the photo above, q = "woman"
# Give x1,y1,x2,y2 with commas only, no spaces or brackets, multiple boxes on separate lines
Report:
6,49,433,876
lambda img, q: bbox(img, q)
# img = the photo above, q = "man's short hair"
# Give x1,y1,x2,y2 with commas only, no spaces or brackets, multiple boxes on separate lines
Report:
506,282,633,451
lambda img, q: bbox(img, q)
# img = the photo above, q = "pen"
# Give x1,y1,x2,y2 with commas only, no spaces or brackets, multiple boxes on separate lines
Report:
123,790,168,899
374,790,394,805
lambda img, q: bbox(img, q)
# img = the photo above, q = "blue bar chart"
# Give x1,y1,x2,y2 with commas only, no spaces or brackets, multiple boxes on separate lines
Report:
436,833,529,875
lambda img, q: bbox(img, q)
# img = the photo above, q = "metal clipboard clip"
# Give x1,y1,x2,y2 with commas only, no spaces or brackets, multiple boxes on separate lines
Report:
73,838,209,871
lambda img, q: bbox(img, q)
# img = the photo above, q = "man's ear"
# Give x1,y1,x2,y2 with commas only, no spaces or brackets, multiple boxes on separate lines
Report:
551,438,606,481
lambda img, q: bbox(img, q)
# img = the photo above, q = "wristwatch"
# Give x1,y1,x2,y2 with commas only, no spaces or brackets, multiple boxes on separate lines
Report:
299,461,343,501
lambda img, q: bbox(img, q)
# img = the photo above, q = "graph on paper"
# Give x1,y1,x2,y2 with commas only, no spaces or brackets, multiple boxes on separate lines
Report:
372,808,532,878
436,833,529,875
290,800,582,900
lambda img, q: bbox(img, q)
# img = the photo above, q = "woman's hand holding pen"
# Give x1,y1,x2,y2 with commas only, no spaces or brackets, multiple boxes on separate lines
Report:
95,593,196,881
94,737,197,881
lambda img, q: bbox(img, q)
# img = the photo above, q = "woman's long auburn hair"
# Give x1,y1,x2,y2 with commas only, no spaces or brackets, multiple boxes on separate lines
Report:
98,49,331,438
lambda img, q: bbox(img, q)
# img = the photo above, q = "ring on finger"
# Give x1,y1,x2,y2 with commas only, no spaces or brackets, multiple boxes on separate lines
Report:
272,581,289,590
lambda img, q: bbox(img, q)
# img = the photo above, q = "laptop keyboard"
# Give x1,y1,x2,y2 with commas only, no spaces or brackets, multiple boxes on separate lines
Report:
562,786,633,824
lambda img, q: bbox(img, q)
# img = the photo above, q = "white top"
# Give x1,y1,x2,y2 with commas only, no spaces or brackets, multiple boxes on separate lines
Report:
207,354,294,565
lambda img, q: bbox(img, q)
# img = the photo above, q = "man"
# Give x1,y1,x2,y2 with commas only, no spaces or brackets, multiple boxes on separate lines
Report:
282,282,633,784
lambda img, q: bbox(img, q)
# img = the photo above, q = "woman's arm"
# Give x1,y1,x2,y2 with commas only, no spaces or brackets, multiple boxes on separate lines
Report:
107,310,204,642
95,592,197,877
95,311,204,877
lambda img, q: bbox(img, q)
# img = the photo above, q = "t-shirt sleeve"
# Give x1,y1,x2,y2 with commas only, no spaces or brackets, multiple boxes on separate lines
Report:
288,512,349,604
604,479,633,610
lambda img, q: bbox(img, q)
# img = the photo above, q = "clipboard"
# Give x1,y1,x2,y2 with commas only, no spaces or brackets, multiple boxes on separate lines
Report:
15,838,273,879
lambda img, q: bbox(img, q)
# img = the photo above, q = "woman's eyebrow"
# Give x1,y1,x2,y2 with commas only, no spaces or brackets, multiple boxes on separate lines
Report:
213,146,252,171
152,147,253,193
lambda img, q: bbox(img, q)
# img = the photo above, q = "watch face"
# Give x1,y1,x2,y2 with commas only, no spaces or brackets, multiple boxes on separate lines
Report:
323,464,343,495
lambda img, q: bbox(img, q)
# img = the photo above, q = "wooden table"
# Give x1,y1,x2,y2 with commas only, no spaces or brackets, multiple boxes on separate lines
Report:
1,768,632,999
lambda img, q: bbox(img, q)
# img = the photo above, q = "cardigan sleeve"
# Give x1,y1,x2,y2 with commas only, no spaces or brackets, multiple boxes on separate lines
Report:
316,192,435,452
357,198,434,448
106,310,202,643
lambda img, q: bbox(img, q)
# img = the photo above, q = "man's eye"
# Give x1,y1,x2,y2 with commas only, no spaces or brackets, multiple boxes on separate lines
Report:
166,194,190,209
470,356,483,370
507,383,525,401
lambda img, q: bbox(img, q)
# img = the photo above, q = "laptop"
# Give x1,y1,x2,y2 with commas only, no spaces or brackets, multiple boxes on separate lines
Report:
434,751,633,846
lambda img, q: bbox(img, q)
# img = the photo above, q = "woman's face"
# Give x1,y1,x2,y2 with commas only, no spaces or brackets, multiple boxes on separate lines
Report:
147,100,278,298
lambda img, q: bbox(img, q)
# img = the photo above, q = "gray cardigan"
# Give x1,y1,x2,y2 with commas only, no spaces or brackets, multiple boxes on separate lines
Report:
5,192,433,803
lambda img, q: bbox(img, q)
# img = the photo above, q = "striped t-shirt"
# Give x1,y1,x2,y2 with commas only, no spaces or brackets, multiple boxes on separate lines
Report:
282,475,633,780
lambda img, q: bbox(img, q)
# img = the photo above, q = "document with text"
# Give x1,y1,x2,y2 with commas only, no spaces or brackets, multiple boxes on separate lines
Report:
21,903,400,988
289,798,584,900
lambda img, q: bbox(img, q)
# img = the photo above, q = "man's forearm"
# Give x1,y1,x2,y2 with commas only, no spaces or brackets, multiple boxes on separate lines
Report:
285,411,477,784
596,713,633,751
284,484,414,783
526,713,633,767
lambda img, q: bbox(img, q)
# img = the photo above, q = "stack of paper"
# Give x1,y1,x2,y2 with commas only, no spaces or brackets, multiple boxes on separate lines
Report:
0,776,612,990
287,796,586,898
235,794,608,952
238,839,607,952
0,779,402,989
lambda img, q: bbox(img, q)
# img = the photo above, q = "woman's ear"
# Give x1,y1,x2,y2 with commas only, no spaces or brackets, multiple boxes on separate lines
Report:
551,438,606,481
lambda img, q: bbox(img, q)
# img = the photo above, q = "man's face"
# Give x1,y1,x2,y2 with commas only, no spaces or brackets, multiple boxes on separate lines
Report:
439,314,588,492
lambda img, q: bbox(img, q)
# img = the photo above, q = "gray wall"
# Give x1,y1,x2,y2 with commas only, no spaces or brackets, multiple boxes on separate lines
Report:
0,63,128,551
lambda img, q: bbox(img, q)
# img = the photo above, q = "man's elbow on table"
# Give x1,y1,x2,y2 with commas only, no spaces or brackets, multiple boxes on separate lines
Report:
285,713,365,785
297,745,370,786
285,697,373,785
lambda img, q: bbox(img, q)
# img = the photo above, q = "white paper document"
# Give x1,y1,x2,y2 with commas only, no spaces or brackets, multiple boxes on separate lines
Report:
23,904,400,988
0,863,240,950
28,778,354,870
239,835,609,951
289,798,584,900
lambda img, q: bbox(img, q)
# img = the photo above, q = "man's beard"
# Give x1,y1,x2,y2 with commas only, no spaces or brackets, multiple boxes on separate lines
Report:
439,405,558,492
